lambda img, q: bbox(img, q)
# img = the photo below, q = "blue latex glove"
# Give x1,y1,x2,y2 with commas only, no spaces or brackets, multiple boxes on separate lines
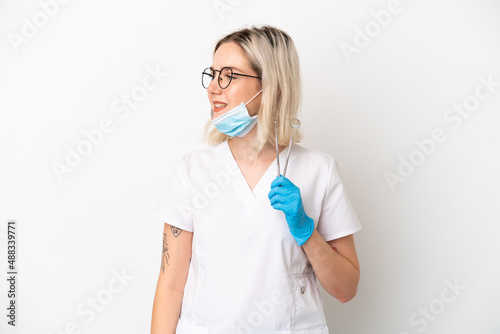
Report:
268,176,314,246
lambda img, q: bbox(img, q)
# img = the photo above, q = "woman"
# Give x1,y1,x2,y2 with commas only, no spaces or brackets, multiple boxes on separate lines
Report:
151,25,362,333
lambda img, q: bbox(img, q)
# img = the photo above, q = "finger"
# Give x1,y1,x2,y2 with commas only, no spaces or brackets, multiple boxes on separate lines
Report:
270,202,286,212
270,175,288,188
269,193,289,206
268,190,280,205
273,175,297,190
268,186,287,200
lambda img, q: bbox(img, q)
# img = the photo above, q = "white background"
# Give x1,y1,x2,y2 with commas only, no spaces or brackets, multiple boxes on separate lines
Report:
1,0,499,333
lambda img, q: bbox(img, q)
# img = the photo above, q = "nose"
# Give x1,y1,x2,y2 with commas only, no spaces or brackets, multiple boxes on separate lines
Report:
207,75,222,95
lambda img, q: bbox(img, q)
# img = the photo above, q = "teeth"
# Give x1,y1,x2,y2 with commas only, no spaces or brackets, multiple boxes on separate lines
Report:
214,103,227,108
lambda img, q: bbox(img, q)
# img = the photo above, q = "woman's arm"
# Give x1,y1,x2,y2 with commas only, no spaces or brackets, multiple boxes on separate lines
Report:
151,223,193,334
302,231,360,303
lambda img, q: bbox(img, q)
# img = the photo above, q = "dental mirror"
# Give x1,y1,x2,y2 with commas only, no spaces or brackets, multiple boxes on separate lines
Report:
283,119,301,177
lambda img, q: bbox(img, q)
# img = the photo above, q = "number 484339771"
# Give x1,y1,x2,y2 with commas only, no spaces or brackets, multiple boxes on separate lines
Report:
7,222,16,271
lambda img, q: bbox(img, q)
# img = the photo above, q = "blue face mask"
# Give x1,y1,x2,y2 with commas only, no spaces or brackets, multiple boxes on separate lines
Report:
211,89,262,137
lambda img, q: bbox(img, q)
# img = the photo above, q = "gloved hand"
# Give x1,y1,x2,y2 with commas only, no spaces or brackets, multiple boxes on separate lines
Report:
268,176,314,246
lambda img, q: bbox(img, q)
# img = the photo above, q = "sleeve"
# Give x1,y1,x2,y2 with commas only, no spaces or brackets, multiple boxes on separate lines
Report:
316,158,362,241
153,156,194,232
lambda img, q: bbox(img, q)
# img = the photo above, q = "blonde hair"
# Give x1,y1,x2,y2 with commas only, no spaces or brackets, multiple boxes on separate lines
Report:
202,25,303,153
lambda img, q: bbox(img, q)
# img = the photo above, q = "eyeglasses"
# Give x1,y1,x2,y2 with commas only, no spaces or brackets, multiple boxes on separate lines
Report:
202,66,261,89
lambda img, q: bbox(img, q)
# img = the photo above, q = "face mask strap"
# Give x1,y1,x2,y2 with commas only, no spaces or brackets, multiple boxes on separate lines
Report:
244,89,263,106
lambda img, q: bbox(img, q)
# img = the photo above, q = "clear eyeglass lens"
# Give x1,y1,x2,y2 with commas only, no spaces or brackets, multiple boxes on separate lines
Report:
219,67,233,89
202,68,214,89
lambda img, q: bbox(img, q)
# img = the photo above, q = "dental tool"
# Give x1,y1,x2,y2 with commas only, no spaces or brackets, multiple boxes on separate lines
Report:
275,119,280,177
282,118,301,177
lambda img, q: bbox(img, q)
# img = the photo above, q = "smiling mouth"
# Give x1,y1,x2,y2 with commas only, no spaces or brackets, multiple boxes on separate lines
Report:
213,103,227,112
214,102,227,108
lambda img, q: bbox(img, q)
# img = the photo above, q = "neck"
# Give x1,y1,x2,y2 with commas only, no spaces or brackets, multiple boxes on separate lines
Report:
228,125,285,164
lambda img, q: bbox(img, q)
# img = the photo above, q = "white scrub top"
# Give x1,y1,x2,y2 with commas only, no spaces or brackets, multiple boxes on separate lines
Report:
154,140,361,334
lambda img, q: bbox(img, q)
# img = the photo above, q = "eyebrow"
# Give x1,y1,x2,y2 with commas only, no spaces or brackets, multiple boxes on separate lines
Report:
210,66,247,73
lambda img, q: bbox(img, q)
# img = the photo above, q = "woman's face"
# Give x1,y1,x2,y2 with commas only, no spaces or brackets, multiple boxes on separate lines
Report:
208,42,262,120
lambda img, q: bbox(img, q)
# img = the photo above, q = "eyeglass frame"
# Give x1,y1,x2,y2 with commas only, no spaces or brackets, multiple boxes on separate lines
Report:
202,66,262,89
